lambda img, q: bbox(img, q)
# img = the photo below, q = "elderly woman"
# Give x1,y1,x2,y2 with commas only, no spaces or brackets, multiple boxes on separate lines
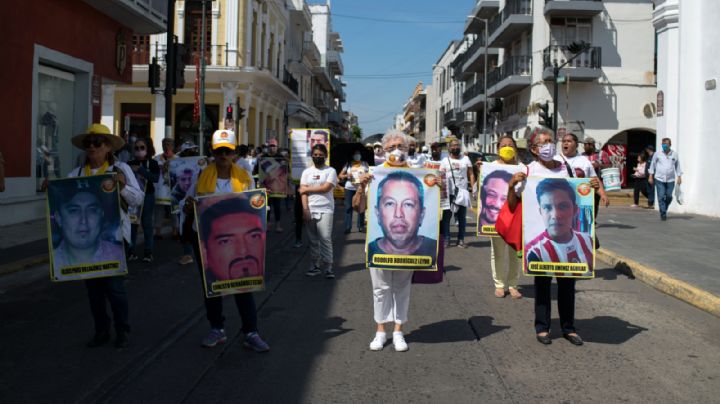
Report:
507,128,601,346
67,124,144,348
358,130,428,352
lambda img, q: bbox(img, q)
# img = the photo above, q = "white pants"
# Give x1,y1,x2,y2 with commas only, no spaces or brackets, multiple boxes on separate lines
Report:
370,269,413,324
306,212,334,270
490,237,521,289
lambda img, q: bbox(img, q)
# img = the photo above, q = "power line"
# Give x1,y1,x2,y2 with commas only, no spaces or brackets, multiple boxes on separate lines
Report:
331,13,464,24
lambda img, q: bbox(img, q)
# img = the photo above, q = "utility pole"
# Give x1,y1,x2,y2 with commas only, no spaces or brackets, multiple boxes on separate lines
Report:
164,0,175,140
198,0,208,156
552,41,591,133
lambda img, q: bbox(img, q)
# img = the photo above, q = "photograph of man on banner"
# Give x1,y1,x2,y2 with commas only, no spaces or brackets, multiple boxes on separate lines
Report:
289,128,331,182
523,177,595,278
258,155,289,198
169,156,206,213
196,190,267,297
477,163,522,236
366,167,440,271
47,175,127,281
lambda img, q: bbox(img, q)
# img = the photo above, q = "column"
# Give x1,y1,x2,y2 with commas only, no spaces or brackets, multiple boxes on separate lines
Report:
226,0,238,67
245,1,254,66
100,84,115,132
177,4,185,43
244,85,253,144
263,14,270,70
153,92,166,151
211,2,220,66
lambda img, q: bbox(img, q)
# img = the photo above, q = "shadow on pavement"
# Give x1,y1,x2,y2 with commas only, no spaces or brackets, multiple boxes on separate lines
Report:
597,223,636,230
574,316,648,344
468,316,511,341
406,319,478,343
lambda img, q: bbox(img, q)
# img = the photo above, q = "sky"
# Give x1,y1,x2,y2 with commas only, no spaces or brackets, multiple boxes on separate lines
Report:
326,0,473,139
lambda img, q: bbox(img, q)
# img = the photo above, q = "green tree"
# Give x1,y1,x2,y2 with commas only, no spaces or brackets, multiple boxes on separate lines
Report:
351,125,362,141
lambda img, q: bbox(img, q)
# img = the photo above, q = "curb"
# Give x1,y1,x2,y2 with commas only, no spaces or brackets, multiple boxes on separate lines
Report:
0,254,49,277
598,248,720,318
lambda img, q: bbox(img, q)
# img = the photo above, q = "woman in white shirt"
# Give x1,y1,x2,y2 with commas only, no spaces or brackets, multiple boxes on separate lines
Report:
300,144,338,279
439,137,475,248
338,147,369,234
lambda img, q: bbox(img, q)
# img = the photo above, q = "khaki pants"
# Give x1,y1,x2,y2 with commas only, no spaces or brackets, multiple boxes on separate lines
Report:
490,237,521,289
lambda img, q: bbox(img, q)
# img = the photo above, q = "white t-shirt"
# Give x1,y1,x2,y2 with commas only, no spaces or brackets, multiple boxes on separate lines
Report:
235,158,253,179
407,153,427,169
300,165,338,213
515,158,569,196
561,153,597,178
440,156,472,193
343,161,369,191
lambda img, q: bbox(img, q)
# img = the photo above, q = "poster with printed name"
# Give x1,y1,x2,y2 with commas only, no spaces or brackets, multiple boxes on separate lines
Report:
476,163,522,236
366,167,440,271
195,189,267,297
522,177,595,278
169,156,208,213
128,169,147,225
258,156,289,198
154,156,174,205
290,128,331,182
47,175,127,281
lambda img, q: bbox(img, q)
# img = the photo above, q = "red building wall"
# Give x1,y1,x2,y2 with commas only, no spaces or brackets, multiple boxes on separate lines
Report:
0,0,133,177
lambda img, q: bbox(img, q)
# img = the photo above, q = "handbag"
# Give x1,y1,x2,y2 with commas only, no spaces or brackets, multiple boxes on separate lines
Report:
352,186,367,213
412,235,445,284
447,157,460,205
495,200,523,251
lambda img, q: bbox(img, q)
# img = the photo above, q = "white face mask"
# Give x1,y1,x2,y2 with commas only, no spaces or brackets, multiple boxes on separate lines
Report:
134,150,147,159
538,143,556,162
353,153,362,161
386,149,407,166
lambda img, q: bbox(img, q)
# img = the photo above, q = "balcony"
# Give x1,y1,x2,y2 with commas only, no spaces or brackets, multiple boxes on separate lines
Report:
542,45,602,82
327,50,344,75
487,55,532,97
313,95,330,111
313,66,333,91
544,0,603,17
83,0,167,34
462,78,487,112
332,78,345,101
131,43,167,65
488,0,533,47
303,40,321,67
444,110,457,126
328,111,344,125
283,68,299,95
458,37,500,77
456,110,476,124
465,1,500,35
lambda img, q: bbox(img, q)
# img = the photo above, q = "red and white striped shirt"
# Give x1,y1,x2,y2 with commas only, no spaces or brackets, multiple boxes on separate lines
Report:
526,230,594,273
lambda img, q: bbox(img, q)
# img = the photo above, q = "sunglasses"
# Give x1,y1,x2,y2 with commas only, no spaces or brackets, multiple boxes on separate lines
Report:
83,136,107,149
134,146,146,151
214,147,235,156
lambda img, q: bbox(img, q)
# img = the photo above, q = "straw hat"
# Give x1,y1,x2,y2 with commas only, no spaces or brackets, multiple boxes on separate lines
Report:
71,124,125,151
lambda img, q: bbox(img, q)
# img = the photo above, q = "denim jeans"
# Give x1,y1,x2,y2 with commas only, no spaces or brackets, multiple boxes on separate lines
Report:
269,198,282,225
130,193,155,254
655,180,675,219
343,189,365,231
441,206,467,243
85,276,129,334
646,180,655,206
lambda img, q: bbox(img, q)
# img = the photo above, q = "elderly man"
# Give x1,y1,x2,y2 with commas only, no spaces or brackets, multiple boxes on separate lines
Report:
648,137,682,221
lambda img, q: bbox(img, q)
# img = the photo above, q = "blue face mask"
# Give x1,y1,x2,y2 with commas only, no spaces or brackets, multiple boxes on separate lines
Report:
661,144,670,153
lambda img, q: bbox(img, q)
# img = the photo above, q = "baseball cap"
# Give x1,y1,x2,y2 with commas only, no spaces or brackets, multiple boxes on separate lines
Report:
212,130,236,150
583,137,596,144
179,141,198,153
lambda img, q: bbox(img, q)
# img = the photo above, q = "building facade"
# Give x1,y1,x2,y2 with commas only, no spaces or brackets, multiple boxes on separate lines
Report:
401,82,427,144
654,0,719,217
0,0,166,226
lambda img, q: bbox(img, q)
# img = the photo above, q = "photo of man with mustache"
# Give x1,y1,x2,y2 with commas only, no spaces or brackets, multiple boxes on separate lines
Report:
367,171,437,266
479,169,514,229
199,195,266,291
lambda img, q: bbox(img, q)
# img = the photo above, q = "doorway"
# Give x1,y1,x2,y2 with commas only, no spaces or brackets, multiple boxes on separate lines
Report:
604,129,656,188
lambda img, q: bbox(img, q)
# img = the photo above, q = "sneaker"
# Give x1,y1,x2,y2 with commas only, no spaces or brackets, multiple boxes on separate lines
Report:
243,332,270,352
86,331,110,348
392,331,408,352
115,330,129,349
293,240,303,248
127,253,139,262
305,267,322,277
142,254,154,263
457,240,467,249
369,332,387,351
630,204,639,208
178,255,194,265
325,269,335,279
202,328,227,347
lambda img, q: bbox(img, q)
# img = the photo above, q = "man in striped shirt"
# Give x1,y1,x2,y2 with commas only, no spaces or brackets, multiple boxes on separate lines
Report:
526,178,593,273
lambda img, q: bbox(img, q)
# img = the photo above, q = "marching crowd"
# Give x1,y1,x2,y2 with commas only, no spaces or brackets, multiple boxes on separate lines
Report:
28,121,683,353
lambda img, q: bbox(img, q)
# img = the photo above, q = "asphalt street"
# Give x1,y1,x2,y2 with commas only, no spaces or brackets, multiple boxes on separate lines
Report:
0,206,718,403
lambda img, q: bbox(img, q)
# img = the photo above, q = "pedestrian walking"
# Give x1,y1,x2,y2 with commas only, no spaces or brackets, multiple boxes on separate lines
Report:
338,145,369,234
177,141,200,266
186,129,269,352
507,128,601,346
648,138,683,221
235,144,253,179
632,153,649,207
300,144,338,279
644,145,656,208
67,124,144,348
440,137,475,248
127,137,160,262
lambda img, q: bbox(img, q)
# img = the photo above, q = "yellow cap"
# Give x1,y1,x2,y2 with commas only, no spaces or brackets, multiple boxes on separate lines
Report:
211,129,236,150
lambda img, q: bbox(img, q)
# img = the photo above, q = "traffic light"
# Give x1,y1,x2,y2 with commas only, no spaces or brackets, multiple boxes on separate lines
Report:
538,101,552,129
237,107,245,120
148,57,160,91
226,105,233,120
174,43,188,89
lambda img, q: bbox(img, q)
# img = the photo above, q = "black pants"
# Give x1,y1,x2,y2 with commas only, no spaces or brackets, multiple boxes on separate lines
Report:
534,276,576,334
269,198,282,224
192,234,258,333
633,178,649,204
294,189,304,242
85,276,129,334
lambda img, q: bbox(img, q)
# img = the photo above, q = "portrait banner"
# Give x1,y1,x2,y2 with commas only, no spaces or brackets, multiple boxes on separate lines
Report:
46,175,127,281
154,159,173,205
366,167,441,271
258,156,289,198
129,172,147,225
169,156,207,213
289,128,331,182
476,163,522,237
195,189,268,298
522,177,595,278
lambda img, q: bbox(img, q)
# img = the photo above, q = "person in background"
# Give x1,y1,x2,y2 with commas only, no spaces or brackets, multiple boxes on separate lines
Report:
254,139,286,232
561,133,609,208
581,137,611,220
648,137,682,221
127,137,160,262
338,145,369,234
406,138,426,168
644,145,656,208
0,151,5,192
440,137,475,248
115,132,135,163
154,138,177,240
236,144,253,178
177,140,200,266
373,142,385,166
421,145,430,160
631,153,649,208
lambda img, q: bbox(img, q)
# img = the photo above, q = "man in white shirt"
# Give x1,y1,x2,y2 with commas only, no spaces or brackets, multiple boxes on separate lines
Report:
406,138,426,168
649,137,683,221
439,137,475,248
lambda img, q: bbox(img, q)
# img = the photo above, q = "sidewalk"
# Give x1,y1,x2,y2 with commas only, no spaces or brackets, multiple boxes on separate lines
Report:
0,219,48,274
597,205,720,316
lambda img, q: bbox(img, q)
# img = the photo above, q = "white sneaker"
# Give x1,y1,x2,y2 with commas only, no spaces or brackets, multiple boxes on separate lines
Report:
393,331,408,352
369,332,387,351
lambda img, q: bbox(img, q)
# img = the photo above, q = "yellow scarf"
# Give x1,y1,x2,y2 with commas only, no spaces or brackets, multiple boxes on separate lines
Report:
196,162,250,195
83,161,109,176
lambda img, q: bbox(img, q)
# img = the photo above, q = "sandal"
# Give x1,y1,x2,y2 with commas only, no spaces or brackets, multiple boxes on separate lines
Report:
494,289,506,298
508,288,522,299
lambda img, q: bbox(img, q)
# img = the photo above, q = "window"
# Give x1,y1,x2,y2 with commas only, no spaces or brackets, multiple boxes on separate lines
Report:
550,17,592,46
184,1,212,64
131,35,151,65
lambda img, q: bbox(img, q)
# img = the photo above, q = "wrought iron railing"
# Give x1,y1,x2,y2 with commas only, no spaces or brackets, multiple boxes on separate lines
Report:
487,55,531,88
488,0,532,37
462,77,486,104
543,45,602,70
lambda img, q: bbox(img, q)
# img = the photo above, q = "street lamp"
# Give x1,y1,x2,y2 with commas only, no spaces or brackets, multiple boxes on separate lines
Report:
467,15,488,153
552,40,591,133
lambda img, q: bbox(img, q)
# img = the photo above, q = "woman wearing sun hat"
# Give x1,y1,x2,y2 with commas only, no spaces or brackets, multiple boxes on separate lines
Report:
67,123,145,349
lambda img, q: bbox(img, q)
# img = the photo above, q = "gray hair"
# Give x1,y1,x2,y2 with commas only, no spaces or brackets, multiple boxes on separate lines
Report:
381,129,409,148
